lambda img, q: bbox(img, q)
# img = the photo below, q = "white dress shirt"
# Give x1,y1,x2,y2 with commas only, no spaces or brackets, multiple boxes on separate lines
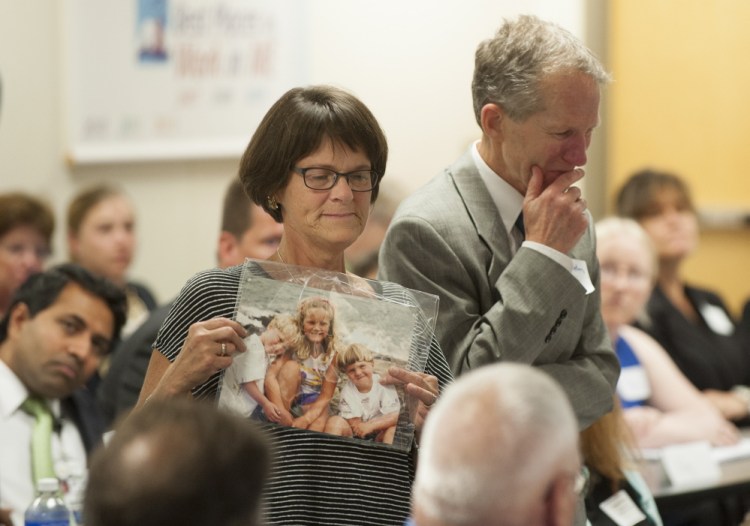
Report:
471,142,594,294
0,359,88,526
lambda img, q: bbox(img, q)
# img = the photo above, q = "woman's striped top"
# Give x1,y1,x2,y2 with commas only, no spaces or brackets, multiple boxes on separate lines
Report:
154,264,453,525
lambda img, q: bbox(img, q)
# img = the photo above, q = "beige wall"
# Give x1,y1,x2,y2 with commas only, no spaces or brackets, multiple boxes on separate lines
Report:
607,0,750,315
0,1,589,303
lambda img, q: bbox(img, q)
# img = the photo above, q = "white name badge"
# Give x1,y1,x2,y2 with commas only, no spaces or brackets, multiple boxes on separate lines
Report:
699,303,734,336
616,365,652,403
599,489,647,526
571,259,595,295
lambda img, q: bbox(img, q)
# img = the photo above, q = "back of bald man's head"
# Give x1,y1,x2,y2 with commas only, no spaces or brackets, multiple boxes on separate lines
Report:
413,363,579,526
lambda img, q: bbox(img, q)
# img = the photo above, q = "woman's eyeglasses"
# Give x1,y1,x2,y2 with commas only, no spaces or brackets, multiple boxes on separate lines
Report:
294,167,379,192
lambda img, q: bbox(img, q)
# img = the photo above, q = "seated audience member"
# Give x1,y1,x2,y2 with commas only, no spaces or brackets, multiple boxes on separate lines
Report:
0,264,126,526
84,398,270,526
582,397,662,526
67,184,156,339
97,178,283,425
215,178,284,266
411,362,582,526
616,169,750,424
596,217,738,448
0,192,54,318
742,299,750,361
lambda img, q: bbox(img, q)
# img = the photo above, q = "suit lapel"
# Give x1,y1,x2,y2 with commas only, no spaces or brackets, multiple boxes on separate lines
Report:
447,151,513,276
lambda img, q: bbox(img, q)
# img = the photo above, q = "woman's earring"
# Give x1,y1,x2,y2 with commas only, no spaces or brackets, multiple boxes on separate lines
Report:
267,196,278,210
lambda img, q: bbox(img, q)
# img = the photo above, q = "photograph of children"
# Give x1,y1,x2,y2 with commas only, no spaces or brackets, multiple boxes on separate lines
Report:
218,313,299,421
218,262,432,451
270,296,341,433
325,343,401,444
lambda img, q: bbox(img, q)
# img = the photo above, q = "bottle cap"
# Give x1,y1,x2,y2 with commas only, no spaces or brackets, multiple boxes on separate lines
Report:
38,478,60,492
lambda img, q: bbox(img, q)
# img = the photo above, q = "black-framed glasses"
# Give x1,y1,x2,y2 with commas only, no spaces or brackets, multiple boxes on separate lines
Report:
293,167,379,192
0,242,51,261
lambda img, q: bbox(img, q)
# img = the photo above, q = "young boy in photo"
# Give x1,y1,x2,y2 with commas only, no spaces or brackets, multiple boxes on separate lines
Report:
325,343,401,444
219,313,299,423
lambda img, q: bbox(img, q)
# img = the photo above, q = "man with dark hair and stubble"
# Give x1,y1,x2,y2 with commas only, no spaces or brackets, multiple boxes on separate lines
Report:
0,264,127,526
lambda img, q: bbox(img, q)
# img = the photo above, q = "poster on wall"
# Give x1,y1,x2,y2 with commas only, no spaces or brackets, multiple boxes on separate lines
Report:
62,0,308,164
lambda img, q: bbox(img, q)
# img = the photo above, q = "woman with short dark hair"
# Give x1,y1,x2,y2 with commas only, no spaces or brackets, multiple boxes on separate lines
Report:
137,85,452,525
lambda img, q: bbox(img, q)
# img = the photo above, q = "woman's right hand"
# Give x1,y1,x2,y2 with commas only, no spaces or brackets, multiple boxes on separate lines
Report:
161,317,247,395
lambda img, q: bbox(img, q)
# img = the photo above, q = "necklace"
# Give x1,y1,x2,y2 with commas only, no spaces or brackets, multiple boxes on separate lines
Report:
276,248,286,264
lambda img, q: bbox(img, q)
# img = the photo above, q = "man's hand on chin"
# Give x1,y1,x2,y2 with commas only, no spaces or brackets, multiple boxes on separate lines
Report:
522,166,589,254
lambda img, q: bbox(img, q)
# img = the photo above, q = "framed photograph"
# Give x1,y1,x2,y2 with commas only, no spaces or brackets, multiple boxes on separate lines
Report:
218,260,438,452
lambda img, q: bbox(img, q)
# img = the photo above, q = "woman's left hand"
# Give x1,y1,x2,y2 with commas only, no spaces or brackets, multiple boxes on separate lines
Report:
380,367,439,435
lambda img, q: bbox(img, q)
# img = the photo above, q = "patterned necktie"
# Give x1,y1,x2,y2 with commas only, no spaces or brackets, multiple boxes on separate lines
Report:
21,396,56,485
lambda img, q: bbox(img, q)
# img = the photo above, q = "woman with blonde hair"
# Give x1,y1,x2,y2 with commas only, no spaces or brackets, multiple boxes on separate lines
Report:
582,398,662,526
67,184,156,338
274,296,341,431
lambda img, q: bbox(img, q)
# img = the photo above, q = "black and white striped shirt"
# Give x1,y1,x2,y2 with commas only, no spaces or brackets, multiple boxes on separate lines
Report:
154,265,453,525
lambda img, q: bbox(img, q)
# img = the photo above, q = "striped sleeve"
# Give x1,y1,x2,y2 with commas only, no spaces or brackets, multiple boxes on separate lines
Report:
153,265,242,400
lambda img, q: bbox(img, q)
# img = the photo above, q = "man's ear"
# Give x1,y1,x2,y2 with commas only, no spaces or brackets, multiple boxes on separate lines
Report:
480,103,505,140
545,474,577,526
6,302,32,339
217,231,239,268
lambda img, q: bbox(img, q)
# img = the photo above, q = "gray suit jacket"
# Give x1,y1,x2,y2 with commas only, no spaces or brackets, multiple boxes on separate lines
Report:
379,151,619,429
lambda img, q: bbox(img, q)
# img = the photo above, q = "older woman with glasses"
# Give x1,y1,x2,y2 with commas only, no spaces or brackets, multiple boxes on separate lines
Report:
595,217,737,449
137,85,452,525
0,192,54,318
617,169,750,425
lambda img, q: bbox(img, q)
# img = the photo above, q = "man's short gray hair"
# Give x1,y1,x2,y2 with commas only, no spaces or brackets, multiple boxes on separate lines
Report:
413,363,579,526
472,14,611,124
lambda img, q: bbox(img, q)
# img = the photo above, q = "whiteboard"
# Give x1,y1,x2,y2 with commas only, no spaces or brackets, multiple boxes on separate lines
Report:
62,0,308,164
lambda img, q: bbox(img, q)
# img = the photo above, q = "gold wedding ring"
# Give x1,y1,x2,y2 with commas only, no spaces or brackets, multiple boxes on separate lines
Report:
220,342,227,356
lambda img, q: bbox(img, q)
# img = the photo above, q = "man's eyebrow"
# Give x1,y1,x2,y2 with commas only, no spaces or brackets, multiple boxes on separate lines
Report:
60,313,86,327
61,313,113,348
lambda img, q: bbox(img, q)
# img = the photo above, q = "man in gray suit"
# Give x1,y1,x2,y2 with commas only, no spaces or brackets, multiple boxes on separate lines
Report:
379,15,619,430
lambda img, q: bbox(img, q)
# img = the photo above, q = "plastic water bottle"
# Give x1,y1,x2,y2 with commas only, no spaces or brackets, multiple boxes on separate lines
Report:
24,478,70,526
